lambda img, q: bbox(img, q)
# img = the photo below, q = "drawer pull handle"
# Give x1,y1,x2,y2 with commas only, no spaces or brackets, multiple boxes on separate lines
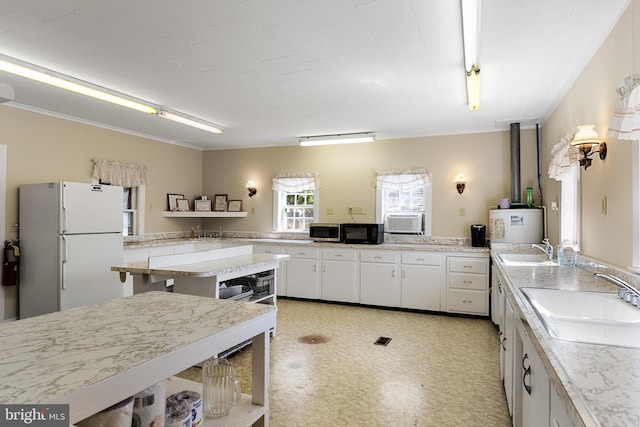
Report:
392,269,395,278
522,353,532,395
417,258,425,261
463,280,472,284
374,256,382,259
298,252,306,255
462,299,472,304
334,254,343,257
463,265,472,269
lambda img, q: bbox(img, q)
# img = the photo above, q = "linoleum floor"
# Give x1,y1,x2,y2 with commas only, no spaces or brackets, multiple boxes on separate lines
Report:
178,298,511,427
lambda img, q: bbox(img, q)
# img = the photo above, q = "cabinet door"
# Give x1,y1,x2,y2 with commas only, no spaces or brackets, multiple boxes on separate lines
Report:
360,262,400,307
521,331,550,427
286,258,319,299
504,296,515,416
322,259,358,303
401,264,440,311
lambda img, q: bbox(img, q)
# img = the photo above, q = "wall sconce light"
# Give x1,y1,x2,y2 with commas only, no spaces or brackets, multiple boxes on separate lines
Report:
454,173,467,194
246,180,257,197
570,125,607,170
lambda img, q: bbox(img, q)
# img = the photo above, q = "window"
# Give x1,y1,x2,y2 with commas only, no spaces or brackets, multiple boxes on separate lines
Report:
375,170,432,235
273,174,320,232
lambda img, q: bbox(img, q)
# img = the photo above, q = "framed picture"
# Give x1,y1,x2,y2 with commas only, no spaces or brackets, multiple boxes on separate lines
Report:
176,198,190,212
227,200,242,212
167,193,185,211
214,194,228,211
195,199,212,212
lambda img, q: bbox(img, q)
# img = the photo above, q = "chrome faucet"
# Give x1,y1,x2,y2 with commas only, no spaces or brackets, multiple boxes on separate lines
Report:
531,238,554,261
593,273,640,306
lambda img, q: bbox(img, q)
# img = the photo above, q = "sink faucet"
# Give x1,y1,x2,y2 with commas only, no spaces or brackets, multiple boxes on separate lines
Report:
531,238,554,261
593,273,640,305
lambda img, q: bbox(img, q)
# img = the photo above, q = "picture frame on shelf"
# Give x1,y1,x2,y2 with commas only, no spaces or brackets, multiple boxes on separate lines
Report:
227,200,242,212
214,194,228,211
176,198,190,212
195,199,212,212
167,193,185,211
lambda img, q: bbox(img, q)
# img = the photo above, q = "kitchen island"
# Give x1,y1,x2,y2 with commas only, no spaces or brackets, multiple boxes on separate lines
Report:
0,291,276,425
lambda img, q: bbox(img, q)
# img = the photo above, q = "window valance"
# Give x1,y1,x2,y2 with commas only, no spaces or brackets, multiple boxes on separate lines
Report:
608,74,640,141
547,132,579,181
375,168,432,191
92,159,149,187
272,172,320,192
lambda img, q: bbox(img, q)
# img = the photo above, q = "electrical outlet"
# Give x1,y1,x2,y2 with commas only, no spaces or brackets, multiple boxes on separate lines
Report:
349,206,366,215
326,207,334,215
459,207,466,216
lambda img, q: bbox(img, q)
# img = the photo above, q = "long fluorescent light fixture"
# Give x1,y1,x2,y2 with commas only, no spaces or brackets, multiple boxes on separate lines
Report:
0,56,157,114
158,110,224,134
299,132,375,146
461,0,482,111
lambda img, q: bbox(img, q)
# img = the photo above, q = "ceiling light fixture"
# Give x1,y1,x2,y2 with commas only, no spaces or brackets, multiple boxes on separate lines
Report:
461,0,482,111
299,132,375,147
157,110,224,134
0,55,157,114
570,124,607,170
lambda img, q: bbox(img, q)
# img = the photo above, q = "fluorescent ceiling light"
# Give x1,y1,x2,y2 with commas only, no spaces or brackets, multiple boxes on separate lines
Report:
0,56,157,114
158,110,224,134
461,0,482,111
299,132,375,146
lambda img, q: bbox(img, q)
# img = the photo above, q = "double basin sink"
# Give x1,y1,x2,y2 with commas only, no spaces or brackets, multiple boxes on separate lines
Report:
498,253,640,349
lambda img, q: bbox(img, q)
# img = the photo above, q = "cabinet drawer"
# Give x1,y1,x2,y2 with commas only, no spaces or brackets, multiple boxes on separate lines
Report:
322,248,356,261
448,257,487,274
286,247,319,259
401,252,440,265
360,250,397,263
448,272,486,291
447,290,487,315
253,245,284,255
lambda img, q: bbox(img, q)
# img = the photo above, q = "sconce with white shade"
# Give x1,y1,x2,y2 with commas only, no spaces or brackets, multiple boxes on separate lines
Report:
246,181,257,197
570,125,607,170
299,132,375,146
454,173,468,194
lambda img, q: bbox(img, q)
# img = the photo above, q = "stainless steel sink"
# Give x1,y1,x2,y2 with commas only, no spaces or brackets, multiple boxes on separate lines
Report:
521,287,640,349
497,253,557,266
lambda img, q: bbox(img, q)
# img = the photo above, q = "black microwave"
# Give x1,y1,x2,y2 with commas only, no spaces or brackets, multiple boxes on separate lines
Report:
341,223,384,245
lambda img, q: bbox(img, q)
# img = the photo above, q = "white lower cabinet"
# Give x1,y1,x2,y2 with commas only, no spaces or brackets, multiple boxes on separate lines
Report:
550,385,575,427
504,294,515,416
360,250,400,307
321,248,358,303
519,325,550,427
285,247,320,299
446,255,489,315
400,252,441,311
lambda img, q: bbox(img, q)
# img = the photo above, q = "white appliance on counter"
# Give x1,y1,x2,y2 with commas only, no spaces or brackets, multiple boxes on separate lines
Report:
489,208,544,244
19,182,124,318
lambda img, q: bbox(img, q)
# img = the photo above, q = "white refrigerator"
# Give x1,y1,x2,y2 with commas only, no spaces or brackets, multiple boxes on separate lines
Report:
19,182,124,318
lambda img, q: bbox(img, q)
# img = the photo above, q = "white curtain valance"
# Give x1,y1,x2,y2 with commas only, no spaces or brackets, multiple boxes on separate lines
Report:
272,172,320,192
92,159,149,187
375,168,432,191
608,74,640,141
547,133,579,181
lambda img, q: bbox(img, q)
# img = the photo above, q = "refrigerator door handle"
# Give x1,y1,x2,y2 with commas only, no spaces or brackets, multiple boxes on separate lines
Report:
61,195,68,233
61,236,67,290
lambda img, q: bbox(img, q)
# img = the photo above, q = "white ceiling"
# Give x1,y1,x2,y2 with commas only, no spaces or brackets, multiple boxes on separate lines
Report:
0,0,630,150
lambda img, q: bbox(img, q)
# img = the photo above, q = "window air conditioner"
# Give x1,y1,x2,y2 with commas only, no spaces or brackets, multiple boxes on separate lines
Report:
385,212,424,234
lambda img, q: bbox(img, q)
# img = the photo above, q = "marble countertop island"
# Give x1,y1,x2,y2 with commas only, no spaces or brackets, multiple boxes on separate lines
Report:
0,292,276,424
493,252,640,427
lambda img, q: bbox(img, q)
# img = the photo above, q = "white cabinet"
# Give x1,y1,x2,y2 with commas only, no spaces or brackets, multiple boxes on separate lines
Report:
285,247,320,299
504,294,516,416
550,385,576,427
360,250,400,307
321,248,358,303
520,326,550,427
446,255,489,315
253,244,287,296
400,252,441,311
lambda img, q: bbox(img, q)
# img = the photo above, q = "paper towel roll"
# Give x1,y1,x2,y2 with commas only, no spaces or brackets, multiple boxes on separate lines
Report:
132,381,166,427
167,390,202,427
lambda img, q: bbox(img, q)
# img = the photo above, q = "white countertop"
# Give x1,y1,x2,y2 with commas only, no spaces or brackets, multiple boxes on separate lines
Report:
0,292,276,423
493,253,640,427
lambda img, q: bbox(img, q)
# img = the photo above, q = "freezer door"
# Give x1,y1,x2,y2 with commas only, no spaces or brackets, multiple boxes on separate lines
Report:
59,233,124,311
61,182,123,234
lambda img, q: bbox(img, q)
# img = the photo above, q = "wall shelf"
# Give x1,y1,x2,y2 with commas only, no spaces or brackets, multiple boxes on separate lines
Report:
162,211,248,218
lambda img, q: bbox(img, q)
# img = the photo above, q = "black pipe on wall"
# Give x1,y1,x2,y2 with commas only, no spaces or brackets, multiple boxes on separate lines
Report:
510,122,521,205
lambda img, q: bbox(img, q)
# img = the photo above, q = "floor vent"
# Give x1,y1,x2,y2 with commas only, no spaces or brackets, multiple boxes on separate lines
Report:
374,337,391,346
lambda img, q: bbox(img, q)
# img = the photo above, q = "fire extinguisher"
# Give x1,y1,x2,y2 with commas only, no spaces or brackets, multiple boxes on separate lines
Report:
3,240,19,286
